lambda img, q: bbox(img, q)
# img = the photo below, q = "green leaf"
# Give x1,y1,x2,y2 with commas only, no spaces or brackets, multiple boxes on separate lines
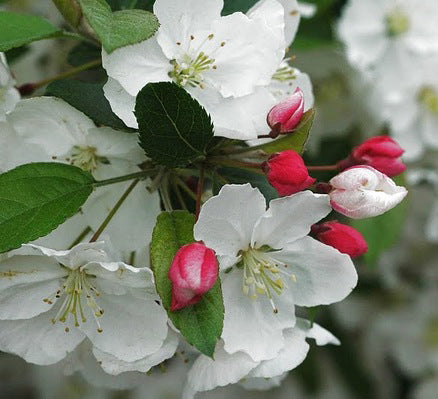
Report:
151,211,224,357
136,82,215,168
222,0,258,15
67,42,101,66
0,163,95,254
351,175,409,267
45,80,130,131
78,0,159,53
0,12,62,51
257,108,315,155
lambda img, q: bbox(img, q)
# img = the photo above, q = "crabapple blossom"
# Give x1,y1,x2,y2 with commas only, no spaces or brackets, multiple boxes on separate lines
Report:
263,150,315,196
194,184,357,362
169,242,218,311
0,242,174,371
329,166,408,219
312,221,368,258
3,97,160,262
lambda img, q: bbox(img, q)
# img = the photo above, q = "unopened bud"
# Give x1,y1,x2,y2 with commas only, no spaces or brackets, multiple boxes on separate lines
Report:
338,136,406,177
267,88,304,137
329,166,408,219
169,242,218,311
312,222,367,258
263,150,315,196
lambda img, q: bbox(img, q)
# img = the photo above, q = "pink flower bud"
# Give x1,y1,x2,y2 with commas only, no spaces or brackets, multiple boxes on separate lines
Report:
263,150,316,196
339,136,406,177
267,88,304,136
329,166,408,219
169,242,218,311
312,222,367,258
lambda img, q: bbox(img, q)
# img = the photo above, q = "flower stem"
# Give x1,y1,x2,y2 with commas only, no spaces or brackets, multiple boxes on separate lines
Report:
93,170,156,188
174,176,197,201
210,158,263,173
195,165,205,220
18,59,102,95
89,179,139,242
69,226,92,248
306,165,339,171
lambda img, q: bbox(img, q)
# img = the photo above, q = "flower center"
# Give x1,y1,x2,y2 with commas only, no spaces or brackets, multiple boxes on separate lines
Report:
418,86,438,115
272,63,296,83
240,247,296,313
69,146,106,172
424,317,438,348
43,268,104,333
168,33,224,89
386,8,410,37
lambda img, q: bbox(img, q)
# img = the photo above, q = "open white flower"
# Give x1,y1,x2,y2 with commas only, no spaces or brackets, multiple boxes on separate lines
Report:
4,97,160,261
102,0,291,139
194,184,357,362
0,242,174,368
0,53,20,120
337,0,438,73
183,318,340,398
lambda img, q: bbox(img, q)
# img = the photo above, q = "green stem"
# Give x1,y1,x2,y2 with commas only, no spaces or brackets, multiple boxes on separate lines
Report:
195,165,205,220
90,179,139,242
174,176,197,201
69,226,92,248
210,158,263,174
59,31,99,46
93,170,156,188
173,182,188,211
225,142,271,155
28,59,101,91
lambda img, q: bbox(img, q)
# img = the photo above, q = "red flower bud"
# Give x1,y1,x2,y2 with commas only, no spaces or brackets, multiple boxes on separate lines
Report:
339,136,406,177
169,242,218,311
267,88,304,136
263,150,316,196
312,222,367,258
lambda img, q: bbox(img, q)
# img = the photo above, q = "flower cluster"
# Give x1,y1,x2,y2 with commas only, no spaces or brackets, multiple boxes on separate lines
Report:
0,0,410,397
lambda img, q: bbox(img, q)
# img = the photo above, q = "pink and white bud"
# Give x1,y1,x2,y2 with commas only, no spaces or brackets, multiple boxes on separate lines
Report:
169,242,218,311
312,221,368,258
329,166,408,219
338,136,406,177
267,88,304,136
263,150,315,196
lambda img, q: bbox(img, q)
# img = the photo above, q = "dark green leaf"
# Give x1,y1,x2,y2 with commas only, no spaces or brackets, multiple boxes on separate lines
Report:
222,0,258,15
67,42,101,66
0,12,62,51
216,167,277,201
78,0,159,53
0,163,95,253
151,211,224,357
107,0,154,11
45,80,129,131
257,108,315,155
136,82,215,168
351,175,409,267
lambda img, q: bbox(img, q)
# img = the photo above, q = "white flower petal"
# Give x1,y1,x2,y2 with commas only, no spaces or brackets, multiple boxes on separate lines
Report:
154,0,223,59
80,294,168,362
186,340,258,394
251,191,331,249
0,305,84,365
25,242,110,270
103,78,138,129
0,255,67,319
297,317,340,346
194,184,266,259
273,236,358,306
221,269,296,362
7,97,94,157
248,327,309,378
102,39,171,97
93,331,178,375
